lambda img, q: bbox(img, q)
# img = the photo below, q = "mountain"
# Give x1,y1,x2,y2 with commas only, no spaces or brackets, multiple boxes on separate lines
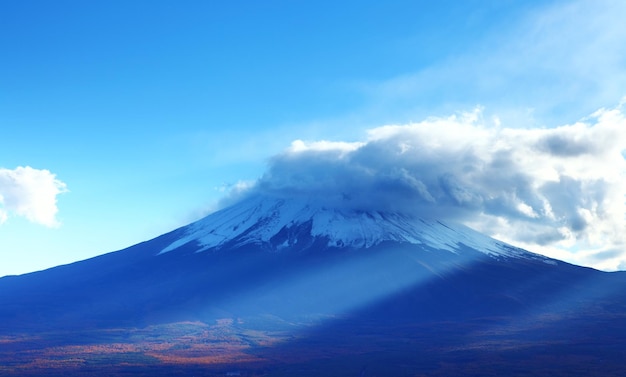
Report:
2,195,626,376
158,194,535,257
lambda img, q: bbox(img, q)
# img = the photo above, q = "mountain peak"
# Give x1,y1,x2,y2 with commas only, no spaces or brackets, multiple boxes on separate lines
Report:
158,195,539,261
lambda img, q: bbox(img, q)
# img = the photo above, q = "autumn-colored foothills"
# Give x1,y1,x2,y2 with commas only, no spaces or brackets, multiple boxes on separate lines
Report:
3,314,626,377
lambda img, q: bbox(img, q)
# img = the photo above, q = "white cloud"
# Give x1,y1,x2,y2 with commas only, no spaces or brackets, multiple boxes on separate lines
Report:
288,139,363,155
245,103,626,271
0,166,68,227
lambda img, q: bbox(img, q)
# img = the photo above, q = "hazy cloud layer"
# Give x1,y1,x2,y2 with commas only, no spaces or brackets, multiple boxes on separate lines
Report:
248,104,626,270
0,166,68,227
355,0,626,130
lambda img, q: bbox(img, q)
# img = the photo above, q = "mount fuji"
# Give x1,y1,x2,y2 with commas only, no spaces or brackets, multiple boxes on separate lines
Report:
159,194,534,257
2,194,626,376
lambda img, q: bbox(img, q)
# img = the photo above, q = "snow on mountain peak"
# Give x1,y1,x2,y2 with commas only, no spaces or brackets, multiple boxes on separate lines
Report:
158,195,532,259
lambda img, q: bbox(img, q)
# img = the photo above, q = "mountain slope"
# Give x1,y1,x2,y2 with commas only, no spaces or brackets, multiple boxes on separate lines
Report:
1,195,626,376
0,195,609,330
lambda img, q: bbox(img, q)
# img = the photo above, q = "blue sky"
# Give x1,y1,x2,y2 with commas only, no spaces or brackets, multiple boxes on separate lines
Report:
2,0,626,277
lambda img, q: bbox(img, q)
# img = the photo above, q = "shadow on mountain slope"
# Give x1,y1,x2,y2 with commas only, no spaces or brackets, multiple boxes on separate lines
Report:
2,237,626,376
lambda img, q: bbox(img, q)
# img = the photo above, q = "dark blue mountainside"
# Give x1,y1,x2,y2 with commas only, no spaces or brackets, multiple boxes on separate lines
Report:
1,195,626,376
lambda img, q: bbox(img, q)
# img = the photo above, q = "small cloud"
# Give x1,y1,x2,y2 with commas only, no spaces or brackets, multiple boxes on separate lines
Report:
215,180,257,209
0,166,68,227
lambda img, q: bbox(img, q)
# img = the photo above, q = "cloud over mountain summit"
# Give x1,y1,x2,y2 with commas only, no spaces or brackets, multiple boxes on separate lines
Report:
247,104,626,270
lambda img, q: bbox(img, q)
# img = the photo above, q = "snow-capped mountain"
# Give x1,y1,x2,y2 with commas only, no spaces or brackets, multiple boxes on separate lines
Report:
158,194,544,261
2,194,626,376
0,194,592,332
